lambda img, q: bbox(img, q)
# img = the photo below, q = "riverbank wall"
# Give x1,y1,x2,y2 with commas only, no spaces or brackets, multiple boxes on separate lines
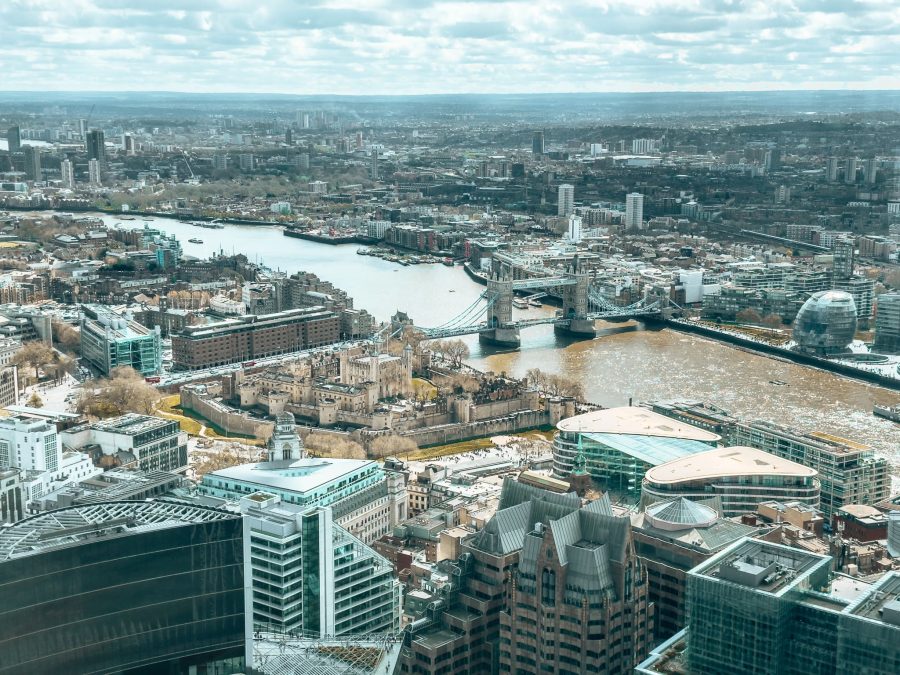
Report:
283,229,376,245
667,319,900,392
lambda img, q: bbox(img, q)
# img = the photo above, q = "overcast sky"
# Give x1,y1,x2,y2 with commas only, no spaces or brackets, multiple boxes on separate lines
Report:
2,0,898,94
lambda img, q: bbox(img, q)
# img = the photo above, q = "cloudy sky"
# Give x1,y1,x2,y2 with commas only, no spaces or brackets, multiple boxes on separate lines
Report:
2,0,898,94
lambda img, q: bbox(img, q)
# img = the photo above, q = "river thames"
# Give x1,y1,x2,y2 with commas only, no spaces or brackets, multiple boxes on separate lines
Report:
98,214,899,462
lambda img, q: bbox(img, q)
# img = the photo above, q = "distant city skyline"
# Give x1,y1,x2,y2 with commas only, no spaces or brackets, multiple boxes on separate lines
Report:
1,1,898,94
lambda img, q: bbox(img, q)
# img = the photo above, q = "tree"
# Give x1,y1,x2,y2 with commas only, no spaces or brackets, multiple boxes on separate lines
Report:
303,432,366,460
77,366,162,418
444,373,480,395
26,392,43,408
735,308,763,325
524,368,584,400
10,341,57,387
761,314,783,329
443,339,470,369
52,320,80,354
369,434,418,459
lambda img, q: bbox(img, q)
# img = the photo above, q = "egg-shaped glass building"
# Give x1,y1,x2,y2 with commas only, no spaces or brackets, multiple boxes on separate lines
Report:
793,290,857,355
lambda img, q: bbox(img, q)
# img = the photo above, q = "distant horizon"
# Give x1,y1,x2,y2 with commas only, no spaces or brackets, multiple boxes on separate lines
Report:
0,87,899,99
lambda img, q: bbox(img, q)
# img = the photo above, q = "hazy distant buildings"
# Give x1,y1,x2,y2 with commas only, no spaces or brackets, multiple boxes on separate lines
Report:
826,156,840,182
632,138,659,154
239,153,254,171
865,157,878,185
122,133,135,155
845,157,858,184
212,152,229,171
532,130,545,155
370,148,379,180
60,158,74,188
558,183,574,216
626,192,645,230
6,125,21,154
88,158,101,185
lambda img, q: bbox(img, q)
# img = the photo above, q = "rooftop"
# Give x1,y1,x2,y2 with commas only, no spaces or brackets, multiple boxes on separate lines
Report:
71,413,175,436
0,500,238,561
644,446,817,486
691,537,830,596
557,406,721,443
583,432,715,467
206,457,378,494
846,573,900,627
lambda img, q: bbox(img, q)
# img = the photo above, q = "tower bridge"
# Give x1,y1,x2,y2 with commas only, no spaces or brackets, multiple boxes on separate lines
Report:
414,259,677,347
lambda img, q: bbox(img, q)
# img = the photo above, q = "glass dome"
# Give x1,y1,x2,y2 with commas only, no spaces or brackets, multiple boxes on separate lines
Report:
793,290,857,355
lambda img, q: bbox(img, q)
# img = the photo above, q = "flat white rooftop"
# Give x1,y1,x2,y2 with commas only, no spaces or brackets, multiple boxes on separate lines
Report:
645,446,817,486
557,406,721,443
207,457,377,494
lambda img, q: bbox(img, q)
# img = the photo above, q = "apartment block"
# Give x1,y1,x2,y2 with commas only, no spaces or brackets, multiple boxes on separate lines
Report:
171,306,340,371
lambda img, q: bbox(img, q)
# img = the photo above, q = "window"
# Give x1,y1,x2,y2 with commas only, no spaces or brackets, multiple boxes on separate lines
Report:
541,568,556,607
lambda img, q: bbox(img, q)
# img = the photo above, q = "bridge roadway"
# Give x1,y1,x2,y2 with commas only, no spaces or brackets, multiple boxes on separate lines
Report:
418,306,663,339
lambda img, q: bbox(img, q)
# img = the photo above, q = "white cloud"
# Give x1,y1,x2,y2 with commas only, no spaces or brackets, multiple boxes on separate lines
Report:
0,0,896,93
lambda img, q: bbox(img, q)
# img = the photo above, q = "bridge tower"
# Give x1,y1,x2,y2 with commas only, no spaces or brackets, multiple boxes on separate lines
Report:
481,272,520,347
555,259,597,338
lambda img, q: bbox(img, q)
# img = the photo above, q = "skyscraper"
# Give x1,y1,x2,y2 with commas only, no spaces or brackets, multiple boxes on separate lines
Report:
370,148,379,180
826,156,840,182
86,129,105,165
567,214,582,242
532,130,545,155
6,126,21,154
558,183,574,216
845,157,858,184
23,145,41,181
122,133,135,155
499,500,654,674
88,158,101,186
240,495,400,637
626,192,644,230
865,157,878,185
874,292,900,353
60,158,74,188
0,500,248,674
832,236,855,281
284,128,293,146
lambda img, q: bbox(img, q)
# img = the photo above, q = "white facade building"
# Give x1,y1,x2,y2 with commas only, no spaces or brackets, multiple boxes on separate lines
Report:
567,214,583,243
626,192,645,230
240,495,401,637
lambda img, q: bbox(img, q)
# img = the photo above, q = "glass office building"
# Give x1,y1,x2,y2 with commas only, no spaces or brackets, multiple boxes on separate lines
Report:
0,500,248,674
553,407,721,494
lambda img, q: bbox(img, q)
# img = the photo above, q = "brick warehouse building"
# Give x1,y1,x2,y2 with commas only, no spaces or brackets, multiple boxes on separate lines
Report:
171,306,340,370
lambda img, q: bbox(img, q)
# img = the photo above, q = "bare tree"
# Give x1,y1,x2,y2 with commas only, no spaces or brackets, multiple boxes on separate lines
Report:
304,432,366,459
369,434,418,459
761,314,783,329
735,308,763,325
52,320,81,354
443,339,470,369
11,341,58,388
26,392,43,408
77,366,162,418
